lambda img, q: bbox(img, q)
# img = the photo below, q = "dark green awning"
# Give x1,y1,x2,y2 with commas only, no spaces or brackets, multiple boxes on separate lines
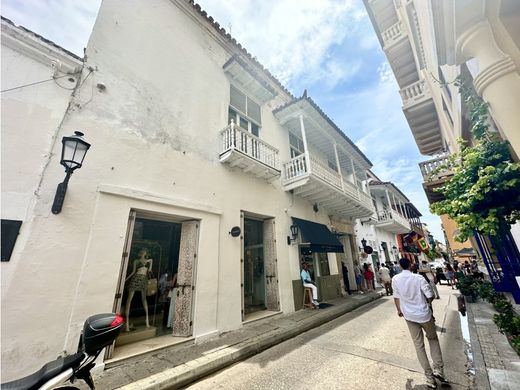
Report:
292,217,344,253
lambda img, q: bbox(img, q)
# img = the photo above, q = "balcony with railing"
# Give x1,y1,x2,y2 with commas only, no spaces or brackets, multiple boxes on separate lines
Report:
419,154,453,182
418,154,454,203
219,122,280,181
281,154,374,218
400,80,431,109
400,79,443,155
382,20,406,49
376,210,411,234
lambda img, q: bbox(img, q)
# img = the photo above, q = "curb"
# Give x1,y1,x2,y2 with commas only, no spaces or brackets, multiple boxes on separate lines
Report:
117,293,383,389
466,303,491,390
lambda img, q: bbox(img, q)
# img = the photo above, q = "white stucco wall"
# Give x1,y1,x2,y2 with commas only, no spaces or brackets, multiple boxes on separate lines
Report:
1,0,362,380
1,24,82,294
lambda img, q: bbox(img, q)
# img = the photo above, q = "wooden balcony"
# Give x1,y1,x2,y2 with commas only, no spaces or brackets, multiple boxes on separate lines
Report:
281,154,374,218
375,210,411,234
219,123,280,181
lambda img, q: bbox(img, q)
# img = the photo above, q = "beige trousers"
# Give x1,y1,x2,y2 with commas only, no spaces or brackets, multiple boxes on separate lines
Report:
406,317,444,377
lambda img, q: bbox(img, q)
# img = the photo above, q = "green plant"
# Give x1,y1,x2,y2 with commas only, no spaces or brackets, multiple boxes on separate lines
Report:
494,298,514,315
457,276,479,298
477,281,496,301
429,75,520,242
511,335,520,355
493,312,516,335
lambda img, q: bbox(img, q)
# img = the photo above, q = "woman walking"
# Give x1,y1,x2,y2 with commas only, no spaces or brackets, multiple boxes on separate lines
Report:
363,263,375,292
445,263,456,289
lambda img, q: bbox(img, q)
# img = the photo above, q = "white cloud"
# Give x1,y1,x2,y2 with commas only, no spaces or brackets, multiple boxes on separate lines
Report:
1,0,101,56
199,0,362,90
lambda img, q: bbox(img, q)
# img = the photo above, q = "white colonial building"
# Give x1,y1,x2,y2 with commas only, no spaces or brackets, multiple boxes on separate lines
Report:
1,1,384,380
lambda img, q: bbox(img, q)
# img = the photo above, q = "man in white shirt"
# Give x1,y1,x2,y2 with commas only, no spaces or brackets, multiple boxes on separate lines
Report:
392,258,446,388
301,262,319,308
378,263,392,295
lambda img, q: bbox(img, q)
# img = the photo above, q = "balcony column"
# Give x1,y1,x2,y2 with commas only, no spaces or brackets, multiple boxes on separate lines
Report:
333,143,344,191
398,199,404,217
403,204,410,220
457,21,520,158
385,189,392,218
299,114,311,173
351,159,360,198
391,193,398,215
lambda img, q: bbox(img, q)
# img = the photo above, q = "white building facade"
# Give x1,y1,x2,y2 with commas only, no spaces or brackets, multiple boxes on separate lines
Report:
1,1,377,380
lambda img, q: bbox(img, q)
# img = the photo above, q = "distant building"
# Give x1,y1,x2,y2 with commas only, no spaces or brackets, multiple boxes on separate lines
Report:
1,1,379,379
364,0,520,300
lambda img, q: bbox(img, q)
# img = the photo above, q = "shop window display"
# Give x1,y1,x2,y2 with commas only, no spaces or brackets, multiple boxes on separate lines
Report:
116,218,182,346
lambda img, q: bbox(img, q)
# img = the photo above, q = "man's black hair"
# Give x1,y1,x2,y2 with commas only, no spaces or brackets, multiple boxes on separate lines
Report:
399,257,411,270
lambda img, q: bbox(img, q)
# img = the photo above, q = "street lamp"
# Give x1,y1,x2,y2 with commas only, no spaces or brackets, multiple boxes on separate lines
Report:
361,238,367,248
51,131,91,214
287,224,299,245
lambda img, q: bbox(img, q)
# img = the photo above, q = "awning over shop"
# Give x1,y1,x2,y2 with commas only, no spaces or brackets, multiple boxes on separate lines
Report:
454,247,476,257
292,217,344,253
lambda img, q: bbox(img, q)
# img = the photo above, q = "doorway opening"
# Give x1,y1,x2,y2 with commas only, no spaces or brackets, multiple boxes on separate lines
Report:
110,211,199,358
242,214,279,321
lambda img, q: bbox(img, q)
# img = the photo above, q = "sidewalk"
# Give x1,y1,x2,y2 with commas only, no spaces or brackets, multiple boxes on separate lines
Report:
89,292,383,390
467,298,520,389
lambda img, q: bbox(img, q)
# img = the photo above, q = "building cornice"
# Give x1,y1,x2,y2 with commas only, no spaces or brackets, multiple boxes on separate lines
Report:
1,17,82,74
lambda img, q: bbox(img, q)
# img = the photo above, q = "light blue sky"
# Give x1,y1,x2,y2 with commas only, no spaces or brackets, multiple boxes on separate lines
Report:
1,0,444,243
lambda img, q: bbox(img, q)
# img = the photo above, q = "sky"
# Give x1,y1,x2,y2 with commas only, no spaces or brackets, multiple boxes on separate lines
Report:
0,0,445,243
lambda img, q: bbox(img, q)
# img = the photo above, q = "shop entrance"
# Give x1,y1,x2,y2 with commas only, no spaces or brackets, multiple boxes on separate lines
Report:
242,214,279,319
110,211,199,357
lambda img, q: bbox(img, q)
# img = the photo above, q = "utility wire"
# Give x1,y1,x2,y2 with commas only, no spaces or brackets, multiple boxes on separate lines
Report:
1,74,73,93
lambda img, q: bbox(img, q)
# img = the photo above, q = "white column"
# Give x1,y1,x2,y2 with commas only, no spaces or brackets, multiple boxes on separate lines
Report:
403,202,410,219
391,193,398,217
333,143,344,191
458,21,520,158
299,114,311,174
385,189,392,219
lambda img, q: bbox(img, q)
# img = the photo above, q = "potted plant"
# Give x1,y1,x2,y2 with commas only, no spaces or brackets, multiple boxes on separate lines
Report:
457,276,478,303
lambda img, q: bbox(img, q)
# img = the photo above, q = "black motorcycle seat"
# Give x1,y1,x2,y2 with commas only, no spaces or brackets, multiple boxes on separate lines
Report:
1,352,84,390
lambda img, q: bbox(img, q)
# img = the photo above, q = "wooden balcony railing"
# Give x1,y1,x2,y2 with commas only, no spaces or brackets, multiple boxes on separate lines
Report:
220,122,279,170
282,154,373,210
377,210,410,229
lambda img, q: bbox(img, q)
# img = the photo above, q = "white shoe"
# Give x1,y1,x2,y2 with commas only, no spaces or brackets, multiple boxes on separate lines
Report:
426,377,437,388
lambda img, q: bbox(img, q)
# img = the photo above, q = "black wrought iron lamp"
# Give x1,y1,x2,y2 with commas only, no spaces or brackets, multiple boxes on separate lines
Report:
51,131,91,214
287,224,299,245
361,238,367,248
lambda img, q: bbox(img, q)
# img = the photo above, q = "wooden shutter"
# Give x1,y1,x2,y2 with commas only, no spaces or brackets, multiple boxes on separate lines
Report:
263,218,279,311
172,221,199,337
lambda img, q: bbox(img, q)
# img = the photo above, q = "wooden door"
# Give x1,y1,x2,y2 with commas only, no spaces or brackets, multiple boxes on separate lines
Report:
172,221,199,336
263,218,279,311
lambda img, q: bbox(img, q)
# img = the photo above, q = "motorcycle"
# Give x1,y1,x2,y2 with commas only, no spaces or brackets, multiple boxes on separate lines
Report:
1,313,124,390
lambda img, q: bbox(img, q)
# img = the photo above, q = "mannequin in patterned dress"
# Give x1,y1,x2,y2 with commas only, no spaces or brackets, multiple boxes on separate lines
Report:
124,248,153,332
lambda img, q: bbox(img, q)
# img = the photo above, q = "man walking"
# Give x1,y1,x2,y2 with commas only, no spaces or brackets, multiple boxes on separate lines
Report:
392,258,446,388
